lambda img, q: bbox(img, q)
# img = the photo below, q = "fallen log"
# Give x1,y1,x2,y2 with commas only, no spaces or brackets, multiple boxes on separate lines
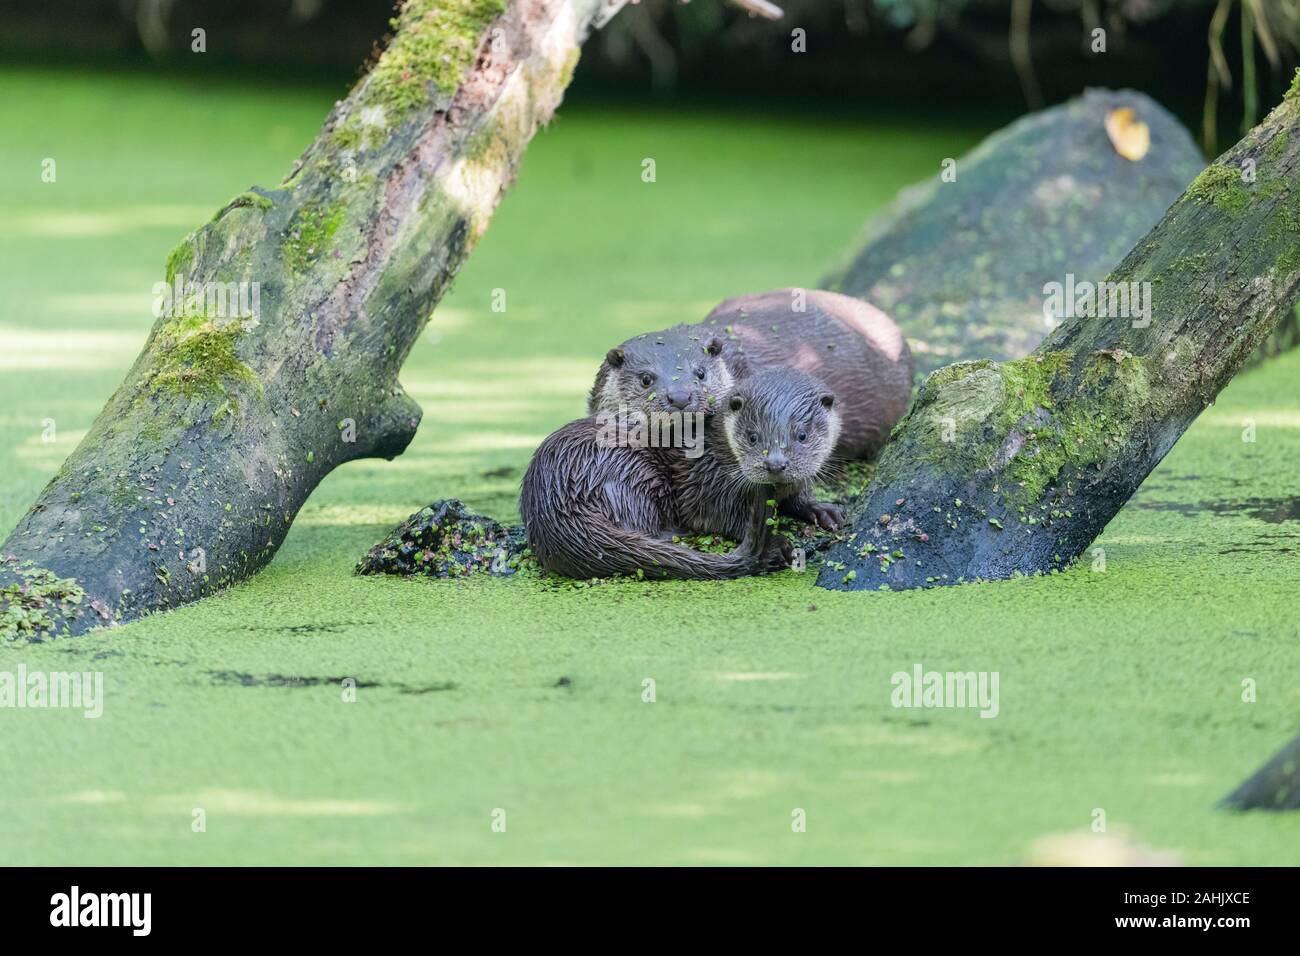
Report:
825,88,1300,374
823,89,1204,374
817,79,1300,593
0,0,627,638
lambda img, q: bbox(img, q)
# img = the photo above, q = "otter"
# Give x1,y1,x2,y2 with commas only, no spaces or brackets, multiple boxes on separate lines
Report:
673,367,844,537
521,369,839,580
520,414,789,580
587,331,740,420
702,289,913,459
588,288,912,461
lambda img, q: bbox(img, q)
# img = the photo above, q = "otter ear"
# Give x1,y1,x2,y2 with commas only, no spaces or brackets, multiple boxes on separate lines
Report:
606,348,625,368
819,393,835,410
728,394,744,413
726,348,751,378
705,336,725,357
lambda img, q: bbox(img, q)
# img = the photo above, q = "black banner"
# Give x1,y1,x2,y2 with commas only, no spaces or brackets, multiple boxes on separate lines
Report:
1,867,1282,941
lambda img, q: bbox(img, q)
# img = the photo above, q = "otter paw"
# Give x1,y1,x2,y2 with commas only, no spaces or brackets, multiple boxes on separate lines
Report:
759,536,794,572
807,502,844,531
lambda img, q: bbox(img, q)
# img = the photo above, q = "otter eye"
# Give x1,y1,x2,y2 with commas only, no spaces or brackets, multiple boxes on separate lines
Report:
747,430,760,444
694,367,706,380
640,373,654,389
796,430,807,443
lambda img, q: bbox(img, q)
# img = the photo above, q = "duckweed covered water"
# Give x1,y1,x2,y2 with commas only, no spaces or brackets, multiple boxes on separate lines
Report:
2,68,1297,864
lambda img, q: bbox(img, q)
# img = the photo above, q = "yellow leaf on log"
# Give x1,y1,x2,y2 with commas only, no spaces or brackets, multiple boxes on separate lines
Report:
1105,107,1150,161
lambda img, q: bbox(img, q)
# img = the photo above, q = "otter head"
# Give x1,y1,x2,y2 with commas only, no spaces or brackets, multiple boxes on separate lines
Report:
590,329,740,418
722,369,840,486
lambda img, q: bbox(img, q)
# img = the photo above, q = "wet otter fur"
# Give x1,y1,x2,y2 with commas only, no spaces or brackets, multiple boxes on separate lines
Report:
589,288,912,461
520,414,789,581
521,368,839,580
674,367,844,538
587,331,740,421
702,289,911,458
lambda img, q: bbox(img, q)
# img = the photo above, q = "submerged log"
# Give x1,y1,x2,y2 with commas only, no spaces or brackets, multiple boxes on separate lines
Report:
817,80,1300,593
825,88,1298,373
0,0,627,638
1221,732,1300,811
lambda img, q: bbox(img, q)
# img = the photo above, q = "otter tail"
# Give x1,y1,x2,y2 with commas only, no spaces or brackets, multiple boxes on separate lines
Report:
586,522,770,580
527,499,774,581
521,423,780,581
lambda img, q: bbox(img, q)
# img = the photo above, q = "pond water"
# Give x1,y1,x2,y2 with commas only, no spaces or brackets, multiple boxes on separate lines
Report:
2,67,1297,865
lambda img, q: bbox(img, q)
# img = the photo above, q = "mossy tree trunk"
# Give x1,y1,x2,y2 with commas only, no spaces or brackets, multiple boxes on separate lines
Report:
0,0,627,638
818,84,1300,593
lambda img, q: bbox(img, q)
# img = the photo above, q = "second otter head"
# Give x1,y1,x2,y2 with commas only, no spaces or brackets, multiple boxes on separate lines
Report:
590,328,739,418
722,369,840,486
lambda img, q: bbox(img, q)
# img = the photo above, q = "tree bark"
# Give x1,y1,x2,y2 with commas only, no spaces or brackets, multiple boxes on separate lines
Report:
0,0,627,638
818,82,1300,592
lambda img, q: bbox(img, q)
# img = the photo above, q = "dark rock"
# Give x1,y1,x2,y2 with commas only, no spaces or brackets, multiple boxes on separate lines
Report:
356,499,530,578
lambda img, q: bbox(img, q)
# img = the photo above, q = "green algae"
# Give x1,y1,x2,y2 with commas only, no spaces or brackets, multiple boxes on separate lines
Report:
219,190,274,218
164,240,194,283
905,349,1162,508
139,312,258,417
1262,184,1300,280
1187,164,1251,214
4,72,1300,866
999,350,1158,504
0,560,87,640
361,0,505,114
283,200,346,272
1265,129,1290,161
358,498,533,578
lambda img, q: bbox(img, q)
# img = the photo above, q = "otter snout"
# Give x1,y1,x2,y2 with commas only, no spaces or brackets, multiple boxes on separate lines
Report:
764,451,788,476
665,386,693,410
660,386,715,417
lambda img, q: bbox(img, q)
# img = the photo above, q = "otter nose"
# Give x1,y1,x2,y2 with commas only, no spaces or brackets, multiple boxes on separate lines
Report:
765,451,788,475
666,387,692,409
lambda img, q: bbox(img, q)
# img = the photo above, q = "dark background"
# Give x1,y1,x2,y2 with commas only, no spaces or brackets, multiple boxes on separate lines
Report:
4,0,1299,152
